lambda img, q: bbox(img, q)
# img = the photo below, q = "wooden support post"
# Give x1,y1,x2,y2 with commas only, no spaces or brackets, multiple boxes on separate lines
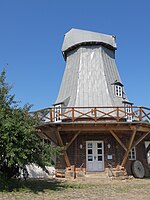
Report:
56,128,71,167
131,131,150,149
121,128,137,167
74,136,77,179
65,131,80,150
110,130,127,151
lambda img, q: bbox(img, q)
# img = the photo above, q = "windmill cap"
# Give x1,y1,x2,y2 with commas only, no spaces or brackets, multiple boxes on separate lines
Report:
62,28,117,56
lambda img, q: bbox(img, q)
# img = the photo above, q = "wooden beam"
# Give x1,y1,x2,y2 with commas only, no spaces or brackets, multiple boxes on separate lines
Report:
65,131,80,150
42,131,57,145
146,143,150,153
59,124,150,132
110,130,127,151
56,128,71,167
142,110,150,121
131,131,150,149
121,128,137,167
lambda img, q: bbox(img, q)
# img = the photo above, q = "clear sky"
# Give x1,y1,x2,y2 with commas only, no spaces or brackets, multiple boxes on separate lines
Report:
0,0,150,111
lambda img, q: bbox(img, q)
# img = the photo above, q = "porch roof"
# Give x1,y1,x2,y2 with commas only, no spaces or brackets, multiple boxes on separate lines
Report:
38,121,150,133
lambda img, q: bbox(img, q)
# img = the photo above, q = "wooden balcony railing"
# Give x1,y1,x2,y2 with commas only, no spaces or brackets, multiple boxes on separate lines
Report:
31,106,150,124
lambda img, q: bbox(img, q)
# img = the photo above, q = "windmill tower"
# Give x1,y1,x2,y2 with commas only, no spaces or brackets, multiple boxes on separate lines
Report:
37,29,150,178
55,28,130,108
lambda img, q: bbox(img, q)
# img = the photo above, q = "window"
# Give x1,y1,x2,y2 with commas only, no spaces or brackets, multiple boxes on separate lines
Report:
88,156,93,161
126,106,131,113
115,85,122,97
54,104,62,122
125,104,132,122
129,147,136,160
113,80,123,97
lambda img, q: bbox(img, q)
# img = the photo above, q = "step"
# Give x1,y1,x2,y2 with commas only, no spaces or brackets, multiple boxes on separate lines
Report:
85,172,108,178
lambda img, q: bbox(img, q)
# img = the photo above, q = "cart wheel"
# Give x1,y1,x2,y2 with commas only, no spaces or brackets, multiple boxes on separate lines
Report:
132,160,145,178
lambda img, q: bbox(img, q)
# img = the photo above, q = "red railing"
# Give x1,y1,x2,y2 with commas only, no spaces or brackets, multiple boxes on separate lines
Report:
31,106,150,124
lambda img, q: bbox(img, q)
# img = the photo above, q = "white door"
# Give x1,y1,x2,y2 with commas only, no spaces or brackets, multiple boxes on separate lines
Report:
86,141,104,172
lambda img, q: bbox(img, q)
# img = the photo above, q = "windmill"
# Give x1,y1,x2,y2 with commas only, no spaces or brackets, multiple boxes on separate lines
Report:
37,29,150,178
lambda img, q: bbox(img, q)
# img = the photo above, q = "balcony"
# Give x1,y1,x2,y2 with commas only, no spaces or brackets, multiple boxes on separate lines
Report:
31,106,150,124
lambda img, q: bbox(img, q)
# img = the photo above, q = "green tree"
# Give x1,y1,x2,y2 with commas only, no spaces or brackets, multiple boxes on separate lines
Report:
0,69,59,179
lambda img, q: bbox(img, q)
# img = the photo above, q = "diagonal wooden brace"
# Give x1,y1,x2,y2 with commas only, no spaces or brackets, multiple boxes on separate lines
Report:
131,131,150,149
56,128,71,167
65,131,80,150
110,130,127,151
121,128,137,167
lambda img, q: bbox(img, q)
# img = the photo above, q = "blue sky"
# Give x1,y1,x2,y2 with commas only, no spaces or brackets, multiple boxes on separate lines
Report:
0,0,150,111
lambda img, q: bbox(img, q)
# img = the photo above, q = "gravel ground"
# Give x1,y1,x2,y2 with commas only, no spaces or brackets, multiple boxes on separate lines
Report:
0,177,150,200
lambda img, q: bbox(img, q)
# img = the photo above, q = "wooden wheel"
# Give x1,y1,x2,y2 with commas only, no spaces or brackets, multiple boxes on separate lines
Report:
132,160,145,178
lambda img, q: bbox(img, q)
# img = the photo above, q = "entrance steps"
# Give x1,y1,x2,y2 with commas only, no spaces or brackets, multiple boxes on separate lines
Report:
64,165,129,179
85,172,108,179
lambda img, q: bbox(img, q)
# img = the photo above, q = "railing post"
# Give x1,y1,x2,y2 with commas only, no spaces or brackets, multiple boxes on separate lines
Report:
139,107,143,121
35,112,39,123
94,107,97,122
36,112,38,119
72,108,75,122
50,109,53,122
117,107,119,122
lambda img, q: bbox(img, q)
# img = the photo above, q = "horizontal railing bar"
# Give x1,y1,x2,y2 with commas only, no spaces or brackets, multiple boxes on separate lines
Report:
142,107,150,111
31,106,150,113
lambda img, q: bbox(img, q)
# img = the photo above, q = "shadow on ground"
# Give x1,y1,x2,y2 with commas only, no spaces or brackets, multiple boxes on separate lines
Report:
0,178,69,194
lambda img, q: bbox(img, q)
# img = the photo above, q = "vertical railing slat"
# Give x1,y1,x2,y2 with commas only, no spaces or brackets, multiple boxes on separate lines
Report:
72,107,75,122
139,107,143,121
50,109,53,122
94,107,97,122
117,107,119,122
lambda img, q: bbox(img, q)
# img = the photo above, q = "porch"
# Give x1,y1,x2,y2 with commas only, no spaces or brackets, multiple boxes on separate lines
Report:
34,106,150,178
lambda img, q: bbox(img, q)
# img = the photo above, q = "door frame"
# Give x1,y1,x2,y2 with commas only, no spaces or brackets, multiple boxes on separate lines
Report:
86,141,104,172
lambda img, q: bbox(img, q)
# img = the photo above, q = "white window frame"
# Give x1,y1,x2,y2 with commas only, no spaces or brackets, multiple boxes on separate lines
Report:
125,104,132,122
115,85,122,97
129,147,136,160
54,104,62,122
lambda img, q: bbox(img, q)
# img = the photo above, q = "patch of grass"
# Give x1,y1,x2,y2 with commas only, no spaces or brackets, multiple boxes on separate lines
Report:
1,178,150,199
0,178,85,195
108,179,150,194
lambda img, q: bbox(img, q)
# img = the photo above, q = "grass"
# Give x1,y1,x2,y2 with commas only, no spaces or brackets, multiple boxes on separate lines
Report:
0,178,150,200
0,178,84,194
